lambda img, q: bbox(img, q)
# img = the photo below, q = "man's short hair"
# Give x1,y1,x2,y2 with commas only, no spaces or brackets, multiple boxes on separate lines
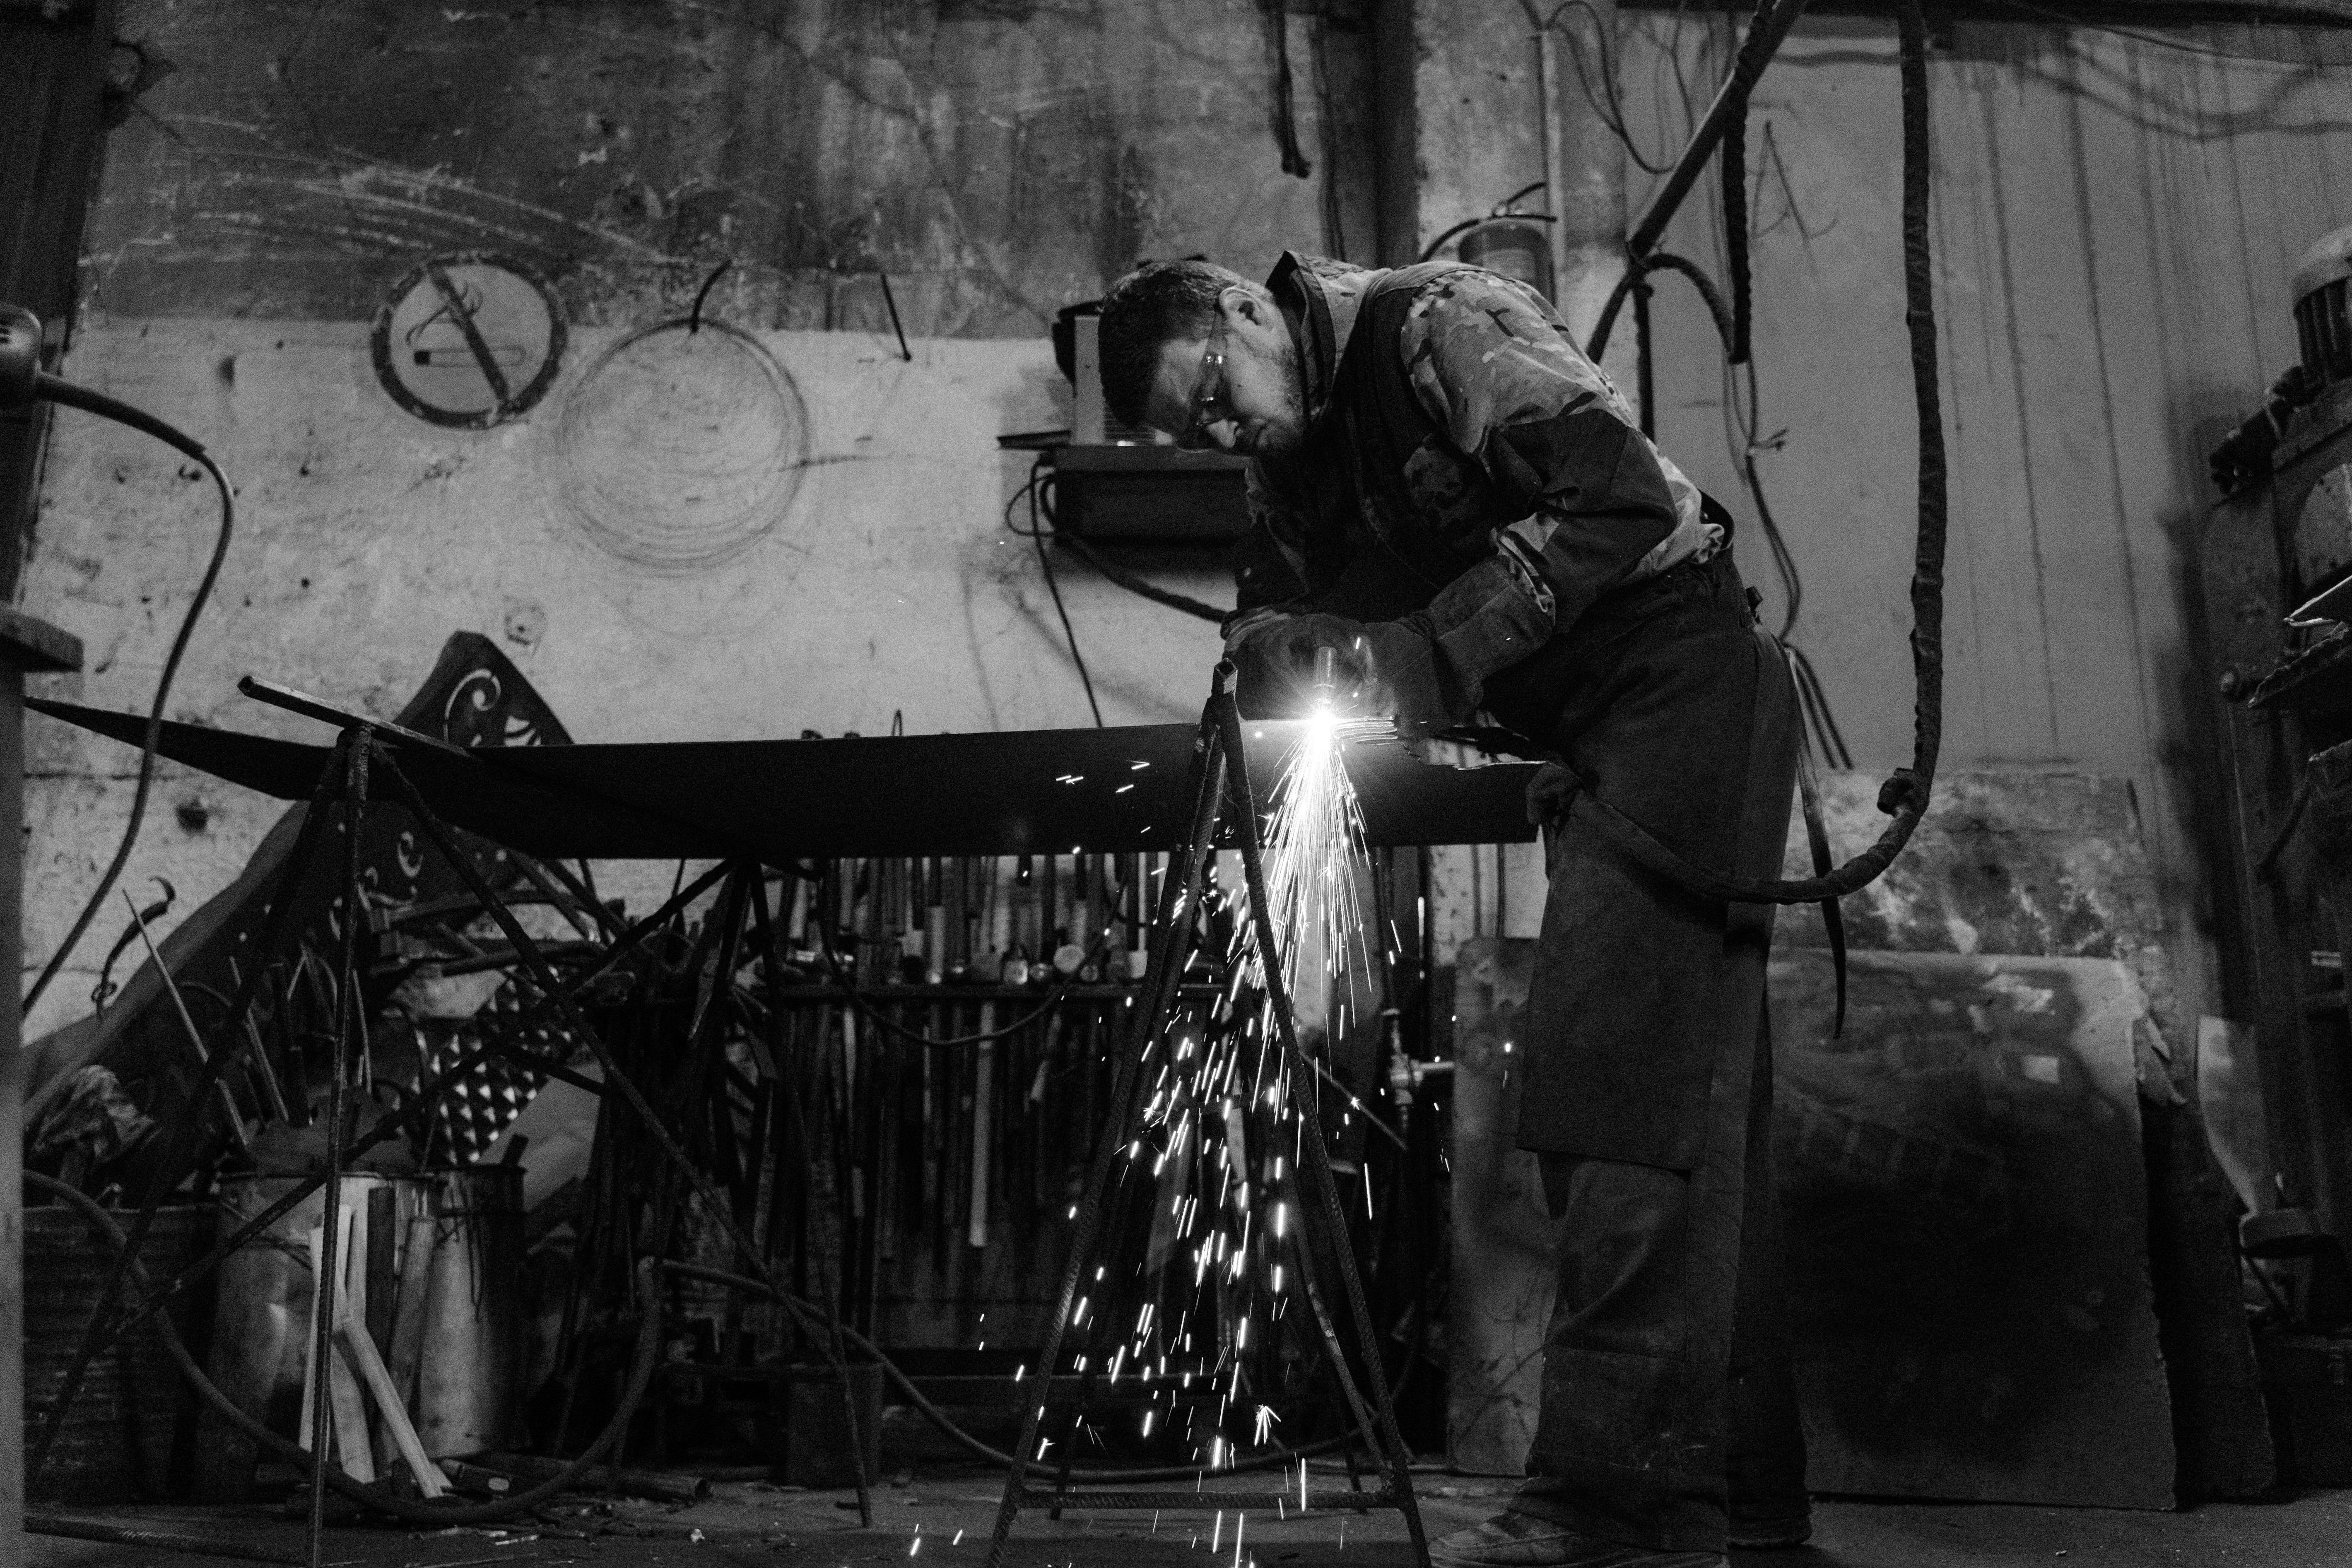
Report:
1096,260,1249,429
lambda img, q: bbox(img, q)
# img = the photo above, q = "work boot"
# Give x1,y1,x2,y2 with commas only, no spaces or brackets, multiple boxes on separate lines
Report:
1724,1510,1811,1550
1428,1511,1725,1568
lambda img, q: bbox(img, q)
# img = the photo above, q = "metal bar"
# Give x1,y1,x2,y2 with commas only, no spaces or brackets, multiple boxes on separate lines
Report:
749,871,875,1528
26,1514,308,1564
1584,0,1814,362
236,674,468,758
1015,1490,1397,1512
122,890,253,1155
986,698,1230,1568
308,734,369,1568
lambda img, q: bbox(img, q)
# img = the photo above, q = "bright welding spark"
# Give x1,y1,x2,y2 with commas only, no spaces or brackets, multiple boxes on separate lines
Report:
1234,700,1374,1006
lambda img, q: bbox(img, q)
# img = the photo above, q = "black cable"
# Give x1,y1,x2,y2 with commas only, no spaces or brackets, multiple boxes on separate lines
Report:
26,448,236,1013
1533,0,1678,175
1023,456,1103,726
1536,0,1946,908
1003,459,1231,624
1058,536,1230,624
1720,6,1758,367
1417,212,1559,266
1263,0,1313,178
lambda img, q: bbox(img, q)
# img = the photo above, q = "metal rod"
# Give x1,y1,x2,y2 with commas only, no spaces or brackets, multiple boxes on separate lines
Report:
308,733,369,1567
750,872,875,1526
986,694,1231,1568
89,862,731,1362
27,1514,309,1564
121,890,253,1155
1625,0,1812,263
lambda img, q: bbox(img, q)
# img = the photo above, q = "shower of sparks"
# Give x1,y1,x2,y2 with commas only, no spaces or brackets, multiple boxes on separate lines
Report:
1040,697,1389,1488
1235,706,1376,1005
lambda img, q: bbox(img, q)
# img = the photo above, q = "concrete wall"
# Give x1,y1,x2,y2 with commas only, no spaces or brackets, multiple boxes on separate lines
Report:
17,0,1381,1034
22,0,2352,1051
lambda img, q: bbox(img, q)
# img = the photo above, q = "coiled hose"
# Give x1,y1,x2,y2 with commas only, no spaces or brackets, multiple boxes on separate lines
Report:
1565,0,1945,908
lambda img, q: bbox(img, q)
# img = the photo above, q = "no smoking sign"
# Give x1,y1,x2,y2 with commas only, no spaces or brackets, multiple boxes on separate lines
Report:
370,253,566,429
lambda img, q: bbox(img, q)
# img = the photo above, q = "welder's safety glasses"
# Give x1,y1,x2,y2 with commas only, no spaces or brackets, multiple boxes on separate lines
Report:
1175,325,1231,451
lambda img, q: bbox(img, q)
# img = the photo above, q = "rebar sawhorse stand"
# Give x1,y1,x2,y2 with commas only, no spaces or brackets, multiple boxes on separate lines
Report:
987,667,1431,1568
27,678,875,1567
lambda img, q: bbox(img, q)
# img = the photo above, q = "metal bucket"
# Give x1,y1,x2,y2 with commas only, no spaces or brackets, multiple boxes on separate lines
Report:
195,1168,525,1499
24,1203,214,1502
413,1166,525,1457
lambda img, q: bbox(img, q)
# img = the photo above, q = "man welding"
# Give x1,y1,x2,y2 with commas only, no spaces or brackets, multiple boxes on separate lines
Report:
1097,253,1807,1568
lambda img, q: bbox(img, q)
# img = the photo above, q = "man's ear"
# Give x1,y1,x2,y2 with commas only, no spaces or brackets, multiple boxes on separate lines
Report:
1224,286,1279,330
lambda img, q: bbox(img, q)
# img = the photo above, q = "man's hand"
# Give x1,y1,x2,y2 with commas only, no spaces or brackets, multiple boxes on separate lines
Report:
1224,614,1449,731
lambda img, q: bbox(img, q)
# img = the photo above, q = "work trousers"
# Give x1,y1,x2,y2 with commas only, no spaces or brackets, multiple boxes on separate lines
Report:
1506,548,1806,1554
1513,1016,1807,1553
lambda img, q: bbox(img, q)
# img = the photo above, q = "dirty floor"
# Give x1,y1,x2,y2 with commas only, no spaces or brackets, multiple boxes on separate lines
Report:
23,1469,2352,1568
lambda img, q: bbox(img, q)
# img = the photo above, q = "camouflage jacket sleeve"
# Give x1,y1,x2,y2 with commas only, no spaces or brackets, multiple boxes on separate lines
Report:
1224,461,1320,643
1401,270,1706,632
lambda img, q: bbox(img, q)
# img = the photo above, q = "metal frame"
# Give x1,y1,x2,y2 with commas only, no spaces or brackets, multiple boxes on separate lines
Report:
25,690,875,1564
985,671,1431,1568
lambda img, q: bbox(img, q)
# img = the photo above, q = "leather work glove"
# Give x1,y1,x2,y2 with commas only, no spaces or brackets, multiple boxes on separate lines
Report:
1224,550,1558,737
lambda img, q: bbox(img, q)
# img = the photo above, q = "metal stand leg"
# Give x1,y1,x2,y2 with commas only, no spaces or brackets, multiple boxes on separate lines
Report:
986,702,1228,1568
749,869,874,1522
1216,691,1429,1568
985,670,1430,1568
306,731,370,1567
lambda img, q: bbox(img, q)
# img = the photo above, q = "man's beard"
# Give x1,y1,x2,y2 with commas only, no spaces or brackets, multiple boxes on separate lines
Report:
1243,358,1310,455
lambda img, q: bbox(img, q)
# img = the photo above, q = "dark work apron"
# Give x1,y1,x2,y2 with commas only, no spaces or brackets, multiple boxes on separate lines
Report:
1256,264,1795,1171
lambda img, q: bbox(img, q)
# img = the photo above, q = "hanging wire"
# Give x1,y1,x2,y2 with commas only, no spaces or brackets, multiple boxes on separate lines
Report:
1530,0,1679,173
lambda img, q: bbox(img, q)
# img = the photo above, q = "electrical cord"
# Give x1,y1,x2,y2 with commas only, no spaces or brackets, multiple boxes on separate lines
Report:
1005,456,1231,624
24,446,235,1014
1007,455,1105,724
1058,536,1229,624
1536,0,1945,908
1033,528,1103,727
1530,0,1679,175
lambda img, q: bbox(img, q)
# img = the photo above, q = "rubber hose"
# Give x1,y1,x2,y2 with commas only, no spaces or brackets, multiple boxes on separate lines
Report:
1549,0,1946,908
27,1172,669,1527
663,1262,1366,1482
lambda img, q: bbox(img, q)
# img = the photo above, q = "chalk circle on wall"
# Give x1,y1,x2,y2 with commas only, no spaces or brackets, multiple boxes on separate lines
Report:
549,316,810,573
370,252,566,429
